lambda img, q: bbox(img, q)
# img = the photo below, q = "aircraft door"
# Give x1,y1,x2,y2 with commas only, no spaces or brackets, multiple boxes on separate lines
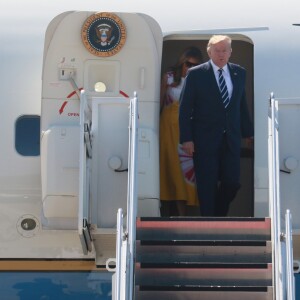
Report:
77,11,163,241
91,97,130,228
41,11,163,258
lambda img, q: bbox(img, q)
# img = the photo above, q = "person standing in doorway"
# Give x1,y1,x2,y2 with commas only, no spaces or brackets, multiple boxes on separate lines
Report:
179,35,253,216
160,46,202,216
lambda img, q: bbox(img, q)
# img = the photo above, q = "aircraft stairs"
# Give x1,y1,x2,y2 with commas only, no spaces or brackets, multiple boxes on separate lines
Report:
125,95,296,300
134,216,273,300
106,94,294,300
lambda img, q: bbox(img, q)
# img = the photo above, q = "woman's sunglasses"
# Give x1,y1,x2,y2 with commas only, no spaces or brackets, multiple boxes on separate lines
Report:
185,61,199,68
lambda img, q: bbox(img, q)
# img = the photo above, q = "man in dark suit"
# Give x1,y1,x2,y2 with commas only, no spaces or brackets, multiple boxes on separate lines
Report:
179,35,254,216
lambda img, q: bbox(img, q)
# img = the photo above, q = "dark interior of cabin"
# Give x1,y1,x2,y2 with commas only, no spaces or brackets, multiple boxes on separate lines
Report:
161,37,254,217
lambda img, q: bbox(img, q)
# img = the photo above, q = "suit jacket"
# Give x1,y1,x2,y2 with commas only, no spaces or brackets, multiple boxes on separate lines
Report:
179,61,253,156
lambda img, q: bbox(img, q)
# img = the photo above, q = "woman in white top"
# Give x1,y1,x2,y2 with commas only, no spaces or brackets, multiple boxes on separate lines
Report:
160,46,202,216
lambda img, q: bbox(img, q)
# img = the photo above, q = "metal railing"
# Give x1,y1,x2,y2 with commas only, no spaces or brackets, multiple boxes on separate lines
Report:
268,93,295,300
115,208,125,300
115,93,139,300
78,90,93,254
285,209,295,300
126,92,139,300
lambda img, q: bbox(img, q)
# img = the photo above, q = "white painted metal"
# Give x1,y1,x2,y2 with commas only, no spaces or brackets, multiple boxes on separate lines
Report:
285,210,295,300
126,94,139,300
78,91,93,253
1,6,300,299
269,95,283,299
115,208,124,300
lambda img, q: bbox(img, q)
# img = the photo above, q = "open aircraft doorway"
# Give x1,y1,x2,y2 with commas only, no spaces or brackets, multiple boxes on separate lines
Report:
161,34,254,217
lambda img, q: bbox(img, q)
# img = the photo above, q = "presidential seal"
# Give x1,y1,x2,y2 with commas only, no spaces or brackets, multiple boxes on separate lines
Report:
81,12,126,57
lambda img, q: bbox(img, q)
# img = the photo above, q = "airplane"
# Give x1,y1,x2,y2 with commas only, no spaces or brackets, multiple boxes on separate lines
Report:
1,0,300,298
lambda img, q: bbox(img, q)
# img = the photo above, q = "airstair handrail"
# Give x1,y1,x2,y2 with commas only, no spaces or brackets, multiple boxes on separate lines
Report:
268,94,283,299
268,93,295,300
286,209,295,300
78,90,93,254
115,208,124,300
126,92,139,300
114,93,139,300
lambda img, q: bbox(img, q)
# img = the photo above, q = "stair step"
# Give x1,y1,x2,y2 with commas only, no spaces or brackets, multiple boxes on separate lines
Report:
135,285,273,300
138,285,271,291
136,240,272,263
135,262,272,286
135,217,273,300
138,262,271,268
138,240,270,246
136,217,271,241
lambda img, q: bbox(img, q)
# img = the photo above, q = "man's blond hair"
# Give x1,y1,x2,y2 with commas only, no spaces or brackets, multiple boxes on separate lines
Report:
207,35,232,52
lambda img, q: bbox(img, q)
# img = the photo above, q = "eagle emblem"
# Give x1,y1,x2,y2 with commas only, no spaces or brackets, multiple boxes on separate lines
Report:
81,12,126,57
95,24,115,46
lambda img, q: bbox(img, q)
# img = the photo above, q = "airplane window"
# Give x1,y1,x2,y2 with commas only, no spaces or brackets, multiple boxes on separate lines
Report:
15,115,40,156
94,81,106,92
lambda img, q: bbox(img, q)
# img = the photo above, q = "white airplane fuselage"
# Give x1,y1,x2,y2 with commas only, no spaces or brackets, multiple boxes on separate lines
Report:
1,1,300,297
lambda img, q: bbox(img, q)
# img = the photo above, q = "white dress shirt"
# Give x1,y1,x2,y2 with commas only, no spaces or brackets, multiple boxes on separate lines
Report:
210,60,233,99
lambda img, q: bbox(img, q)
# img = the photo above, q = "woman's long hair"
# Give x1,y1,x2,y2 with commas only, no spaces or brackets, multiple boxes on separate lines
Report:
170,46,203,86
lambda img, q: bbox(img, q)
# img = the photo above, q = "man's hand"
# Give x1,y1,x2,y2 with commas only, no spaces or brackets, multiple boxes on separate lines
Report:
181,141,194,156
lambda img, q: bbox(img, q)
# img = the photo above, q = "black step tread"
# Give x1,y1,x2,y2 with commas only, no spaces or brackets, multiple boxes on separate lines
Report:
136,218,271,241
135,264,272,286
136,254,271,264
137,285,270,292
135,285,274,300
136,240,272,264
138,240,268,246
137,262,271,269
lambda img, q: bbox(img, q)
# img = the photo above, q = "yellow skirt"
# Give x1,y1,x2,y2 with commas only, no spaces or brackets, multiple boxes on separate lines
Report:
159,102,198,206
